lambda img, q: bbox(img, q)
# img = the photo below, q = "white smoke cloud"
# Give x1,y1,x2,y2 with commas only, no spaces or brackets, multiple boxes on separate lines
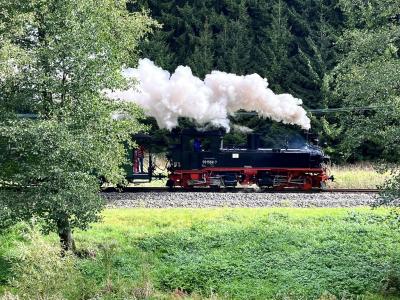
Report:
233,124,254,133
106,58,311,130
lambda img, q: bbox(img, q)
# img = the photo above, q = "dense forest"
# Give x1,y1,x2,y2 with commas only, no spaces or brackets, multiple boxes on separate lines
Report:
128,0,399,163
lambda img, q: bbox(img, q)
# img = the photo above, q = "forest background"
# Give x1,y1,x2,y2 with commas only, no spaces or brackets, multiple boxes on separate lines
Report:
131,0,400,164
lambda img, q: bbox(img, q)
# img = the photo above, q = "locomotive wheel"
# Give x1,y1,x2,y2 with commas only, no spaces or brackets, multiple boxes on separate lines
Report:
301,177,313,190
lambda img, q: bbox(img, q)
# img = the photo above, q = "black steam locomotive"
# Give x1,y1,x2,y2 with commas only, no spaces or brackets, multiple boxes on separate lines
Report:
164,129,330,190
126,129,330,190
128,129,330,190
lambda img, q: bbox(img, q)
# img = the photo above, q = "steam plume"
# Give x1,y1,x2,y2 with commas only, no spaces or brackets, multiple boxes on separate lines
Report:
107,59,311,130
233,124,254,133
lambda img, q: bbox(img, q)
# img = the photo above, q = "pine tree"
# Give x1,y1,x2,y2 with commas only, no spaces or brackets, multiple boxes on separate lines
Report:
173,2,197,62
213,0,253,74
186,19,214,78
140,30,176,70
132,0,345,150
286,0,342,108
326,0,400,163
249,0,292,92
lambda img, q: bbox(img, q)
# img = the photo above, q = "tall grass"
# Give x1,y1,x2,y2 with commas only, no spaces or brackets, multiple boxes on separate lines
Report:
327,163,389,189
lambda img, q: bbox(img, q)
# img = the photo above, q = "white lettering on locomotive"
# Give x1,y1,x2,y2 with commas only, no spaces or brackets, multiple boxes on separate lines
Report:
202,158,217,167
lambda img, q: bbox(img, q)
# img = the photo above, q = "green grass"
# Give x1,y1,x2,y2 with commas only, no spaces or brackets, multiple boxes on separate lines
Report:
1,208,400,299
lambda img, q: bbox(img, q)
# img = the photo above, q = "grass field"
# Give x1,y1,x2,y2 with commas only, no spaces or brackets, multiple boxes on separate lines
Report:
1,208,400,299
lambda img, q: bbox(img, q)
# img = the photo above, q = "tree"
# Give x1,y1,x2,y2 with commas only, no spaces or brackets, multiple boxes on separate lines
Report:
326,0,400,198
213,0,253,74
0,0,156,251
186,19,214,78
140,29,176,70
249,0,292,92
284,0,343,106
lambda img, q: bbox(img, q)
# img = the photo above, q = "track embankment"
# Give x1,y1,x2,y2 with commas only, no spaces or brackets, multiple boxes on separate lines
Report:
102,191,398,208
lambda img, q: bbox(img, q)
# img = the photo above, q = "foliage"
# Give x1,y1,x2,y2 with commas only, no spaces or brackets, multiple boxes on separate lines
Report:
0,0,156,248
325,0,400,163
376,168,400,205
2,208,399,299
325,0,400,198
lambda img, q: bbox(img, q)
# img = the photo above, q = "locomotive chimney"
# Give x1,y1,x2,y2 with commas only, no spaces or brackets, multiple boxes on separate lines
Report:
247,134,260,150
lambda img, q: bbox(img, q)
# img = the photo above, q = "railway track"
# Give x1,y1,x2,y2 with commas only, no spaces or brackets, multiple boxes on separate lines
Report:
101,186,380,193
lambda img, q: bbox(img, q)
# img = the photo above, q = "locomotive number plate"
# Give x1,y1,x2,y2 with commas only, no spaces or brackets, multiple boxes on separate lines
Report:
202,158,217,167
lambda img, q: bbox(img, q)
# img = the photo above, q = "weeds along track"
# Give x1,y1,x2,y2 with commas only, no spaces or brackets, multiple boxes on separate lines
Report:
101,189,395,209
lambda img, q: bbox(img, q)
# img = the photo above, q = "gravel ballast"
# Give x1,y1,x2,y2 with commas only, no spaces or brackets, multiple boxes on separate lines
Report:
102,192,396,208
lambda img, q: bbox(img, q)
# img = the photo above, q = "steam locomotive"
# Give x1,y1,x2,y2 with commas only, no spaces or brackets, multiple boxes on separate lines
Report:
126,129,331,190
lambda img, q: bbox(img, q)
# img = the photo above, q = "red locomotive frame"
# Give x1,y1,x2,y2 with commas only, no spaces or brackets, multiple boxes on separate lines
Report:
169,166,329,190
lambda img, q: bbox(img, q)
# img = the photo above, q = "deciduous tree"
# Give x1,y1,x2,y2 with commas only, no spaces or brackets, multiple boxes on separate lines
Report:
0,0,156,251
326,0,400,199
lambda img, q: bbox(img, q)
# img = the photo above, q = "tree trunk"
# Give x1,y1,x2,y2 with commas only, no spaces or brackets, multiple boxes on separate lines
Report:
57,217,76,254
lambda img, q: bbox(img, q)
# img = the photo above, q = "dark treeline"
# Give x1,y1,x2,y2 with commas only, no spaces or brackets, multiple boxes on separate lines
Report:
129,0,394,163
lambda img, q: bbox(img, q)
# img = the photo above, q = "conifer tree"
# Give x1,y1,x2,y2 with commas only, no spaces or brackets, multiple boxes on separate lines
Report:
186,20,214,78
286,0,341,108
133,0,346,154
250,0,292,92
141,30,176,70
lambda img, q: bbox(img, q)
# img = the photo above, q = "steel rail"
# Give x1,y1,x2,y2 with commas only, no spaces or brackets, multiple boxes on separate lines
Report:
101,187,380,193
